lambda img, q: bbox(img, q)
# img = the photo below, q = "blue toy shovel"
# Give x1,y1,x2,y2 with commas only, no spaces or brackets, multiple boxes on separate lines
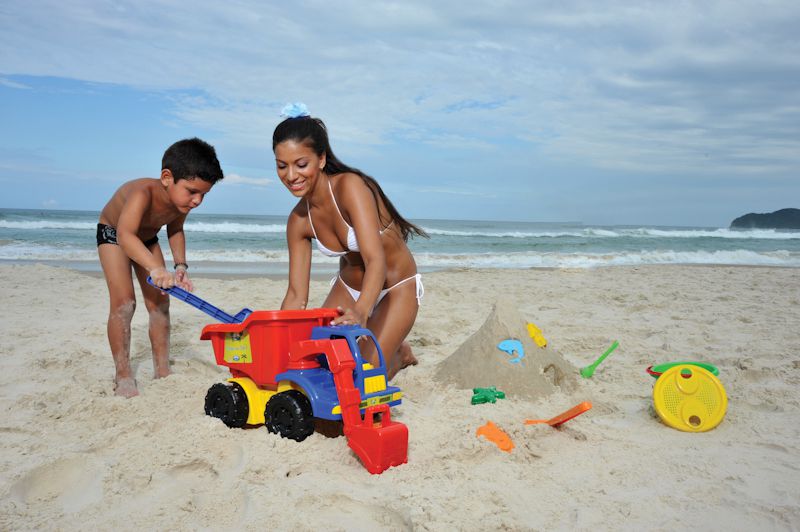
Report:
580,340,619,378
146,277,252,324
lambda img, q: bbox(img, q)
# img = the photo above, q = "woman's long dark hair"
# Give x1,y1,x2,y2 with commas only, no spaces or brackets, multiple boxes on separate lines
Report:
273,116,428,241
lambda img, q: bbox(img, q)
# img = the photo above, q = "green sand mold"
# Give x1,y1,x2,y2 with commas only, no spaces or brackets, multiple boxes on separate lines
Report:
647,361,720,379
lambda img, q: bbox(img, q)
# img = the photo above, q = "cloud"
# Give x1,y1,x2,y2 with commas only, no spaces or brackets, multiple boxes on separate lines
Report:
0,76,30,89
42,199,58,207
413,185,496,198
1,0,798,224
223,173,271,187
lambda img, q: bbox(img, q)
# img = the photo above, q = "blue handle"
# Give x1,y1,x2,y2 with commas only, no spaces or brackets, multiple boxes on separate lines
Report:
146,277,251,324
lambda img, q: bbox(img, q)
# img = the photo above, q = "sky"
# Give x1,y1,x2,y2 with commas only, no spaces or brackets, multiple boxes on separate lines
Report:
1,1,798,227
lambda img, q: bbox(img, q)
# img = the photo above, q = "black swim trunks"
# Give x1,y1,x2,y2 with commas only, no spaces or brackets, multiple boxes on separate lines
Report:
96,223,159,247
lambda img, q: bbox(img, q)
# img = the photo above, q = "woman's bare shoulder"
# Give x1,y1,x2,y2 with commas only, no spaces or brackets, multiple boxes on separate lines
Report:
288,199,308,219
286,200,311,234
333,173,375,205
333,172,365,188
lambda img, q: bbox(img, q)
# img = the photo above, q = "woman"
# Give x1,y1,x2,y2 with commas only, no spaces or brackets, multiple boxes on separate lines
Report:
273,104,427,380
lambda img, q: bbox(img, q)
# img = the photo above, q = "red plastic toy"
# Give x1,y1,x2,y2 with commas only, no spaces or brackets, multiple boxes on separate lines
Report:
148,279,408,474
198,310,408,474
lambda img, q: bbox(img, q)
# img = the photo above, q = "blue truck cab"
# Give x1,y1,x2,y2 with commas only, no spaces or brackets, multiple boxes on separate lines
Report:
275,325,403,421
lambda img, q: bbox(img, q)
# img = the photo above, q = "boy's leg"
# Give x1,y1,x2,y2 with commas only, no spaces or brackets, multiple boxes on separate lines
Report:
133,243,171,379
98,243,138,397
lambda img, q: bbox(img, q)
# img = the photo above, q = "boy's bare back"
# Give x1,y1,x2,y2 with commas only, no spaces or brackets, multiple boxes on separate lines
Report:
100,178,184,242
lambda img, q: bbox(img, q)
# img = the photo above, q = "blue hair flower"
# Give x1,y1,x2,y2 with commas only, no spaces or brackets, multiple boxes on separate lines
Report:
281,102,310,118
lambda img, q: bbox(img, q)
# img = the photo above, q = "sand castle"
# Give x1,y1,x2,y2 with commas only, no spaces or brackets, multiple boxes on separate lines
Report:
434,300,579,400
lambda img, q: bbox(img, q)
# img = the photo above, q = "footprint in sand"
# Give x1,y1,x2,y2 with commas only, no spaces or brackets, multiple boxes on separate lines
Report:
9,454,105,513
167,459,220,481
175,357,224,377
302,493,411,529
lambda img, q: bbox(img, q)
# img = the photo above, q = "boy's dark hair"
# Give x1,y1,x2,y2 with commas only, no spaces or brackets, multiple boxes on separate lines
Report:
273,117,427,241
162,138,224,184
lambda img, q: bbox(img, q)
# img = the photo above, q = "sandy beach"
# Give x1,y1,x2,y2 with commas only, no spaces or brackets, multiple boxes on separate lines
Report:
1,263,798,530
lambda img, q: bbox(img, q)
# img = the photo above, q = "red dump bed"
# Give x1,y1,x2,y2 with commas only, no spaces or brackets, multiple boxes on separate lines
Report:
200,308,338,387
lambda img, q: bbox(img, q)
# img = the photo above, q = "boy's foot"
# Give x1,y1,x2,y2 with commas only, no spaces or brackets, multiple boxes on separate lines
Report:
153,357,172,379
114,377,139,398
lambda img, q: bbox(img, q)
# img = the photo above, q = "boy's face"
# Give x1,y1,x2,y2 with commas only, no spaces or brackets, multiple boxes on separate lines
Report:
161,171,213,213
274,140,326,198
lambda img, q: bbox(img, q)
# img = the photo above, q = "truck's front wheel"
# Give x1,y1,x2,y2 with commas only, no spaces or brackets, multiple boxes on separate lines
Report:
264,390,314,442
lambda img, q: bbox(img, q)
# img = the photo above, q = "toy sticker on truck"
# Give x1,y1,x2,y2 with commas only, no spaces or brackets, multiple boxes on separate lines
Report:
223,332,252,363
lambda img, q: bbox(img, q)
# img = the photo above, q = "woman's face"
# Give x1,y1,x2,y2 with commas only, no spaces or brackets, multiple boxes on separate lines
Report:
274,140,326,198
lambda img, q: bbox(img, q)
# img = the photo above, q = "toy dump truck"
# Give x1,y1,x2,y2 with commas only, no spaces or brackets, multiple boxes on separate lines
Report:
149,279,408,474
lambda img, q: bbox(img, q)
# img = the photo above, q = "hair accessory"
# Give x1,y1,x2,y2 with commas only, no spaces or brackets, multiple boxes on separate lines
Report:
280,102,310,119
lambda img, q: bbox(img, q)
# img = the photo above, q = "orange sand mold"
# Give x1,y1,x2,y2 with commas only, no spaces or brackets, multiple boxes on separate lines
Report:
476,421,514,452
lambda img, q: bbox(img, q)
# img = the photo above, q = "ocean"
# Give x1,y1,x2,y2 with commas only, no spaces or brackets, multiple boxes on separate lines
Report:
1,208,799,275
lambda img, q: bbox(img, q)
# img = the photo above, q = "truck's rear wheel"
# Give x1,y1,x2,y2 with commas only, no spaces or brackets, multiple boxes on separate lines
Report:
264,390,314,442
205,382,249,428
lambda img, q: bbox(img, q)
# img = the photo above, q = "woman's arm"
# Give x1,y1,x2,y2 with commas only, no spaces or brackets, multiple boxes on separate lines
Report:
281,211,312,310
335,174,387,324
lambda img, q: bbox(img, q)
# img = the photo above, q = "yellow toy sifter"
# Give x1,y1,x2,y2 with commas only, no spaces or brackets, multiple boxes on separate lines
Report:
653,364,728,432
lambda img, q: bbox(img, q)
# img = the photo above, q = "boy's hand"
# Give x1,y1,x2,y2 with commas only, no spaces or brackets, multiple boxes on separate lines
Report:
175,268,194,291
149,267,175,289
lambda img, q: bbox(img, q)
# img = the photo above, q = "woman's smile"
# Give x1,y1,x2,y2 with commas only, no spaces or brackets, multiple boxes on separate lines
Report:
274,140,323,197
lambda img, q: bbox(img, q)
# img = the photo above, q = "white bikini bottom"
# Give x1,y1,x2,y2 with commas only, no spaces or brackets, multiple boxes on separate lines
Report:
332,273,424,315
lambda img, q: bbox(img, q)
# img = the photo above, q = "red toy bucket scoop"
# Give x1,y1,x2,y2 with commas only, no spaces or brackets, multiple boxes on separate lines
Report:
323,339,408,474
346,404,408,474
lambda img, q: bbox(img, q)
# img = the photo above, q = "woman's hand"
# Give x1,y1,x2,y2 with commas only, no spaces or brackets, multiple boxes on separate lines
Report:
331,306,367,327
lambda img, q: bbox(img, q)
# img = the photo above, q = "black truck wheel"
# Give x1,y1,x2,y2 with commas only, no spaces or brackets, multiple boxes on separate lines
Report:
264,390,314,442
204,382,249,428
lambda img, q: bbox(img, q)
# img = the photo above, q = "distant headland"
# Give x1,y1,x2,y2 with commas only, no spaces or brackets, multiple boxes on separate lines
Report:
730,208,800,229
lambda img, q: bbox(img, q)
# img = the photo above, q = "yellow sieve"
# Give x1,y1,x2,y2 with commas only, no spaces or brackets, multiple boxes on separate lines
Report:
653,364,727,432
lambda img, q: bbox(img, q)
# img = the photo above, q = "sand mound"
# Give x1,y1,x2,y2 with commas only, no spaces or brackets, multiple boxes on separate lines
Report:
434,300,578,400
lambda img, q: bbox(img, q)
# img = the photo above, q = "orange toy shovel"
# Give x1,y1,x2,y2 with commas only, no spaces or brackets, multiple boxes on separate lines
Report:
525,401,592,427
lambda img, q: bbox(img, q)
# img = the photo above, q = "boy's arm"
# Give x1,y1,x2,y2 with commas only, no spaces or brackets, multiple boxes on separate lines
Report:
166,215,192,290
117,189,167,278
166,214,189,266
281,213,312,310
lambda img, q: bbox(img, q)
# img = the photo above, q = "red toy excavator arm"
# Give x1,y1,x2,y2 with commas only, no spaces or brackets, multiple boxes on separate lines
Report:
290,338,408,474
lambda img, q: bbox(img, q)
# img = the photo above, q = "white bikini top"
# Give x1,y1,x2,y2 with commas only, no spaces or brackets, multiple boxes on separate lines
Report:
307,178,391,257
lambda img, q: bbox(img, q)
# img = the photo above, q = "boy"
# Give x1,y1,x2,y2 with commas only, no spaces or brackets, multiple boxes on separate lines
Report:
97,138,224,398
